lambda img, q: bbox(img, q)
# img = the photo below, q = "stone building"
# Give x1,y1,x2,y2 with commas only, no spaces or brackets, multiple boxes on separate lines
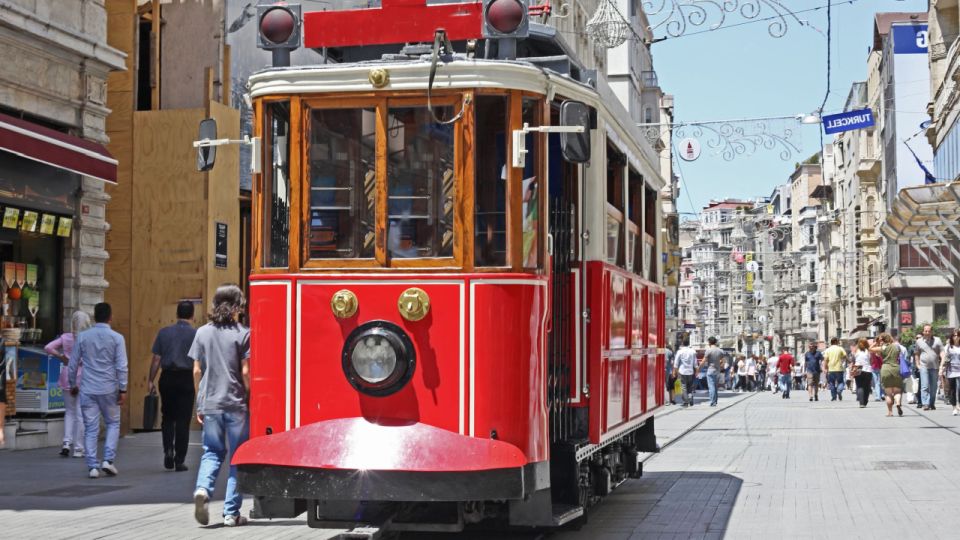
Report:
0,0,124,328
0,0,124,446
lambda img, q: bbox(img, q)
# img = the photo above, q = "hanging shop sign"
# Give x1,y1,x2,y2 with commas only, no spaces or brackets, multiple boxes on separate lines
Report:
215,222,228,269
678,138,701,161
822,109,875,135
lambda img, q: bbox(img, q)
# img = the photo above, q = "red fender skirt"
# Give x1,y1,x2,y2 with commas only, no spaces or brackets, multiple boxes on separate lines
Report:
233,418,534,502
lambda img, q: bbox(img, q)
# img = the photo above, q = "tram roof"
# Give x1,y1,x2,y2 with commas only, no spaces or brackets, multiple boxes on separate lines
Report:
249,58,665,190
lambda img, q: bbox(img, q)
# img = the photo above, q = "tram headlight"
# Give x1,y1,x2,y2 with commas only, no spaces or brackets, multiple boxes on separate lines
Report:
342,321,416,397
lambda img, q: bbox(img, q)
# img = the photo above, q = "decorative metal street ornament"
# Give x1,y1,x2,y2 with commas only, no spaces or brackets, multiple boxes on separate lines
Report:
587,0,630,48
642,116,801,162
642,0,803,39
678,137,701,161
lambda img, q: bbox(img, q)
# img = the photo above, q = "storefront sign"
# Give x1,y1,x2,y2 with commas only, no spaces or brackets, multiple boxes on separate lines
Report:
215,222,228,268
822,109,875,135
899,298,914,311
39,214,55,235
20,211,37,232
55,217,72,238
900,311,914,326
2,207,19,228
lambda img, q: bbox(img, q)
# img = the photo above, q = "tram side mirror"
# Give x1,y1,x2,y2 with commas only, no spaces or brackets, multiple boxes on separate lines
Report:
196,118,217,172
560,101,591,164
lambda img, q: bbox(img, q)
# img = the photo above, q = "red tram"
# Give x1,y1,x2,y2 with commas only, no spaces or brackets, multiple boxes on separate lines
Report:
229,0,667,532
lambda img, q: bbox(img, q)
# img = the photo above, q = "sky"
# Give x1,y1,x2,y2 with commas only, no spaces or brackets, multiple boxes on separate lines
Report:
650,0,928,216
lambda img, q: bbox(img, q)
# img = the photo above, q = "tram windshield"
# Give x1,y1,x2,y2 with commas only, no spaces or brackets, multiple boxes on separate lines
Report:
256,91,549,272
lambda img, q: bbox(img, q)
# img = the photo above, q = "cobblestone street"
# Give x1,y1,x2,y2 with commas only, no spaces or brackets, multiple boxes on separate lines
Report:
3,389,960,539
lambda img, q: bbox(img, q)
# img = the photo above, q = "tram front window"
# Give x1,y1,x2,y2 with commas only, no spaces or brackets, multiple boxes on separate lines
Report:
307,107,376,259
386,106,455,259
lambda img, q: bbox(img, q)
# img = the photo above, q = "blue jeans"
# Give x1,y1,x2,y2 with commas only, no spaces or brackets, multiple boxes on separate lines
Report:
80,392,121,470
779,374,792,397
827,372,844,399
706,372,719,405
919,368,939,408
195,411,250,517
873,371,884,401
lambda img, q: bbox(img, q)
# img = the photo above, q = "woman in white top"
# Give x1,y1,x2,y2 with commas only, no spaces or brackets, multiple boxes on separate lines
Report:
735,357,747,392
940,331,960,416
853,338,874,408
746,356,757,392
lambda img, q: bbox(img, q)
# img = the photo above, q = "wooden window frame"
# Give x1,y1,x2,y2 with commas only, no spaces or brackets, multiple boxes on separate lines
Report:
254,97,296,275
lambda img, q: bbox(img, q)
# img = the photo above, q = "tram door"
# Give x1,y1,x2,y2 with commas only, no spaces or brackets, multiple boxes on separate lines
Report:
547,104,582,445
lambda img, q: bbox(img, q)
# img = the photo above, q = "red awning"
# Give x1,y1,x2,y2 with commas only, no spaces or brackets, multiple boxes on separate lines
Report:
0,112,117,184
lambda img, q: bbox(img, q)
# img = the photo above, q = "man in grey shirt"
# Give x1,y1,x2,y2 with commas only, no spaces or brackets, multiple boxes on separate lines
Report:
701,336,724,407
191,284,251,528
914,324,943,410
68,303,128,479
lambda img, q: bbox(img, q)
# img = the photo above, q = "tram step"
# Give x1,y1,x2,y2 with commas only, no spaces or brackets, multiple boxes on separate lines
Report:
552,504,584,527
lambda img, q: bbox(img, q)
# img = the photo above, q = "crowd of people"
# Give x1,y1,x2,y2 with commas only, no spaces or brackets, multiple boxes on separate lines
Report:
41,284,251,527
667,324,960,417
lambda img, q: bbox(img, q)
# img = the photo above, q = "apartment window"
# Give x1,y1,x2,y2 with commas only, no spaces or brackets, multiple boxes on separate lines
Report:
807,226,814,245
934,302,949,323
809,262,815,283
809,301,816,322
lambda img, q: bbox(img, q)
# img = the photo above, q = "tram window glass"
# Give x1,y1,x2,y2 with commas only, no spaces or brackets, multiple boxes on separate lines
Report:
386,106,455,259
606,143,626,268
263,101,290,268
628,168,643,273
307,107,376,259
474,95,508,267
645,185,658,280
521,98,542,269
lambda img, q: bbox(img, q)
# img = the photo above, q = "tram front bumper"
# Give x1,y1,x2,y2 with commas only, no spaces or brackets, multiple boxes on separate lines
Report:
233,417,531,502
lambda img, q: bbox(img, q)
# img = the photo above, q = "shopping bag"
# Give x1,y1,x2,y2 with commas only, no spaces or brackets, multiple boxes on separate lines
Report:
142,391,159,431
674,378,682,395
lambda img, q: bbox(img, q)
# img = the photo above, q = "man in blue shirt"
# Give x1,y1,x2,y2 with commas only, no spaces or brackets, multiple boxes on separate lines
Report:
804,342,823,402
69,303,128,479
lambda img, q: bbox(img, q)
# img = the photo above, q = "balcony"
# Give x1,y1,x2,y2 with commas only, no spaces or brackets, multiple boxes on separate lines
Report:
933,36,960,126
641,71,659,88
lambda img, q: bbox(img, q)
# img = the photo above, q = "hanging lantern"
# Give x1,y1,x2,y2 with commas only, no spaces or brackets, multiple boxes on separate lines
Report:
586,0,629,48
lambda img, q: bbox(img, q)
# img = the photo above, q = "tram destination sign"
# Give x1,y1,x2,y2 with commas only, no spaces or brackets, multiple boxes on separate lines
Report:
822,109,875,135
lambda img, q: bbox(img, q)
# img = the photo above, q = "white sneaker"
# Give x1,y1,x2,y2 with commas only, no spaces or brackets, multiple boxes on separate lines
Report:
223,515,248,527
193,488,210,526
953,409,959,416
88,468,100,479
73,448,84,458
101,460,118,476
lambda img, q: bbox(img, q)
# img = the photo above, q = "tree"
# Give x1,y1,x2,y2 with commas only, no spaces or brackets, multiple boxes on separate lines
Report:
899,318,951,343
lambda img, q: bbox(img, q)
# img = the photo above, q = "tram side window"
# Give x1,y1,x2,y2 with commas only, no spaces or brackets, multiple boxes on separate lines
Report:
606,143,626,268
645,184,658,281
474,95,508,267
307,107,376,259
628,168,643,274
521,97,542,269
263,102,290,268
386,106,455,259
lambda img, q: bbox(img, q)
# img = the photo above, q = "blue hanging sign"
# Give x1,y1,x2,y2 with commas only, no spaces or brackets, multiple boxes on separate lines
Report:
822,109,875,135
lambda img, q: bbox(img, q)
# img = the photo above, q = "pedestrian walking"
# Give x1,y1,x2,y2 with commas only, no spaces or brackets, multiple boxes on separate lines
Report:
147,300,198,472
768,353,780,393
664,345,675,405
68,303,128,479
777,348,795,399
673,338,698,407
940,331,960,416
870,344,884,402
823,338,847,401
804,342,823,402
871,333,904,417
746,354,758,392
45,311,92,458
852,338,874,407
192,284,251,527
700,337,724,407
793,359,804,391
914,324,944,411
733,356,746,392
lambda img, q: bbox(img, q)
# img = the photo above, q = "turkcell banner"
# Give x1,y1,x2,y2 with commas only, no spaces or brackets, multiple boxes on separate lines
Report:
822,109,875,135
